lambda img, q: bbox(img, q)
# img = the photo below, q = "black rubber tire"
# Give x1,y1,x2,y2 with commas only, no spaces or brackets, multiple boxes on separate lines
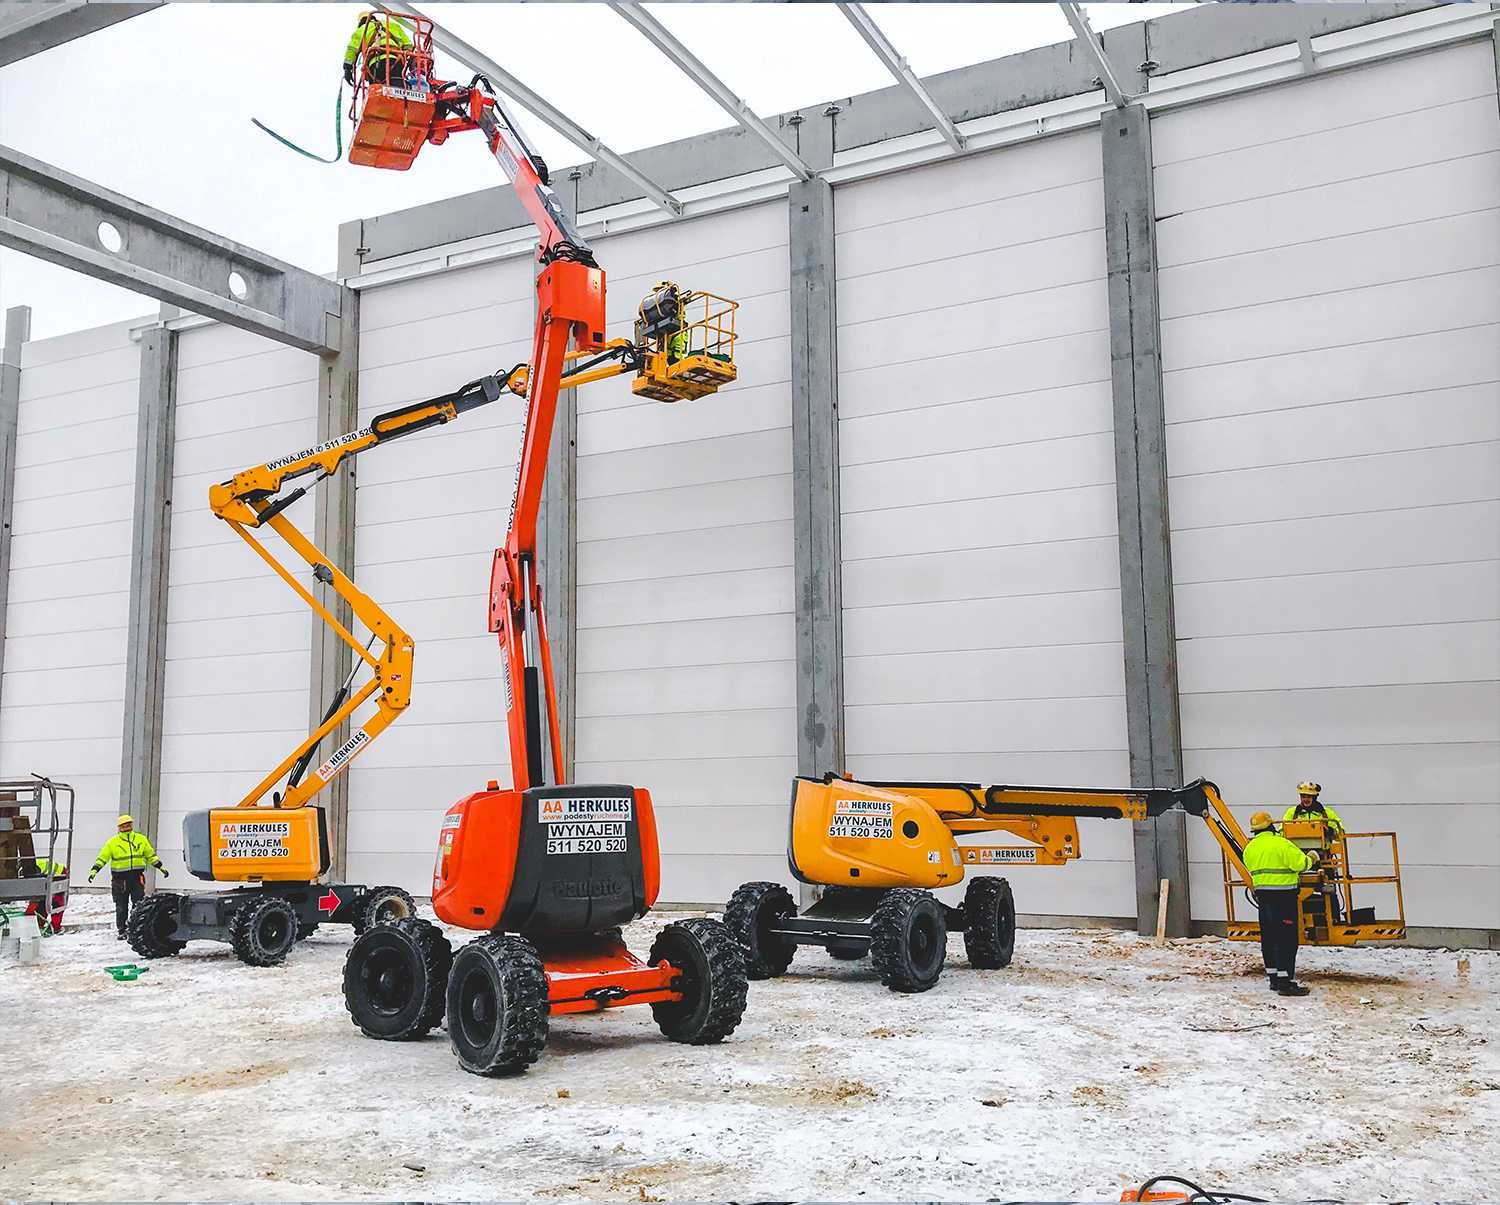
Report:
343,916,449,1040
963,876,1016,970
724,881,797,979
297,921,319,942
869,888,946,993
649,917,749,1045
416,919,454,1033
446,935,549,1076
229,894,299,967
827,943,868,961
351,885,417,935
126,892,186,959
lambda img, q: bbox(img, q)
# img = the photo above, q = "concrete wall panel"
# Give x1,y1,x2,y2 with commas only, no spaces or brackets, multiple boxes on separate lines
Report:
1,322,140,881
835,129,1133,920
1156,39,1500,929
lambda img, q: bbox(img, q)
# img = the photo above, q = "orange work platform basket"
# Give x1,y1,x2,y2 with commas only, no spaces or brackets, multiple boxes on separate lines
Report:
348,13,438,171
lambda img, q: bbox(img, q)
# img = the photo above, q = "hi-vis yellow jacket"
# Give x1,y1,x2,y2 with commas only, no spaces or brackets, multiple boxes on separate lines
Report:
343,14,413,68
1244,829,1315,890
90,831,162,875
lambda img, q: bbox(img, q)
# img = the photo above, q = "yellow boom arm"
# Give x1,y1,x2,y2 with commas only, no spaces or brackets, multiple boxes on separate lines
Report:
788,774,1228,888
208,373,509,810
208,295,736,815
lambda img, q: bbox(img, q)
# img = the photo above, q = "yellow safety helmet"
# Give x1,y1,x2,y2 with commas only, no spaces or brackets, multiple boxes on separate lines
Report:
1249,811,1275,832
116,814,135,828
1297,781,1322,796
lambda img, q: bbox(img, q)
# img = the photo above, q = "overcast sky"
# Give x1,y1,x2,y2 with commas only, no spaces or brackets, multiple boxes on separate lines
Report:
0,2,1190,339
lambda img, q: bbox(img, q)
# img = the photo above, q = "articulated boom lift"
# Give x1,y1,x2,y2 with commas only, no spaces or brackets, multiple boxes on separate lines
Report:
127,378,510,965
731,773,1405,994
335,13,749,1076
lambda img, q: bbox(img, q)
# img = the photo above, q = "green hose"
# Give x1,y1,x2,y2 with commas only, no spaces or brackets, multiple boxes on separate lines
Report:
251,80,344,165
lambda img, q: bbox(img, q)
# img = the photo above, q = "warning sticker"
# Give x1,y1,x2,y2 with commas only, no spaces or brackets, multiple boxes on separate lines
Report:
539,796,632,855
966,847,1038,865
829,797,893,840
217,819,291,860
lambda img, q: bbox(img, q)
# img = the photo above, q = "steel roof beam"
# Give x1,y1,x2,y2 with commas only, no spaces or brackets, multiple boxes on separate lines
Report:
1059,1,1132,109
607,3,813,182
837,2,966,154
380,1,684,217
0,2,158,68
0,142,347,354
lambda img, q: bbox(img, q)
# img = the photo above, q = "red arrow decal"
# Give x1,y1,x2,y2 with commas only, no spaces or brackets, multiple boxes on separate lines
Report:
317,889,342,915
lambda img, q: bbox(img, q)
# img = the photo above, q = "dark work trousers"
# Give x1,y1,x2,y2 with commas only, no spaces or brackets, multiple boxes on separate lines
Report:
364,53,401,86
111,869,146,935
1256,887,1300,981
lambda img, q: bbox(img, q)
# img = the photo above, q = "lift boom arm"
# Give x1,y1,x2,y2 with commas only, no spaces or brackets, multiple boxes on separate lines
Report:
423,54,609,792
341,13,737,795
208,376,508,810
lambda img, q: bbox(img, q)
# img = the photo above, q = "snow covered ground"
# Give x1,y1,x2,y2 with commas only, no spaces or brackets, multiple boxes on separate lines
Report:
2,894,1497,1201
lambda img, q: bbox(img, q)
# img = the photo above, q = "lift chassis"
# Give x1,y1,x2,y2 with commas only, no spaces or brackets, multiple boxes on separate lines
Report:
129,879,416,967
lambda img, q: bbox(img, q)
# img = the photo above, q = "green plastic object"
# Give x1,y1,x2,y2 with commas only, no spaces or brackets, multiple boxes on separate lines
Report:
251,80,345,164
103,963,150,982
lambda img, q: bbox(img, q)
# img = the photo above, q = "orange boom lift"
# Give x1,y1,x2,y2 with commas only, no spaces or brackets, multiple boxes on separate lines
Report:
336,12,748,1075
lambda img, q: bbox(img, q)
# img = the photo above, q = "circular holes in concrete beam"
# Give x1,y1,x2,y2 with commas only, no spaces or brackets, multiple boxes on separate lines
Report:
227,271,249,300
97,221,124,254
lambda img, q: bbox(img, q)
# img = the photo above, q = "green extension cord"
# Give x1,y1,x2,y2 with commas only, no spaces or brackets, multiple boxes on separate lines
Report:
251,80,344,165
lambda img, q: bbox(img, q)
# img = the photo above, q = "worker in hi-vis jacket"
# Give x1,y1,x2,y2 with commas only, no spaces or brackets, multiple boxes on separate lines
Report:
1244,811,1318,997
88,815,167,940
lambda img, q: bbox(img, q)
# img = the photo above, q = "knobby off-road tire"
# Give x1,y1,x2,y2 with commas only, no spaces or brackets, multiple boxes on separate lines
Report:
126,892,186,958
351,885,417,936
229,894,299,967
724,881,797,979
963,876,1016,970
649,917,749,1045
446,934,549,1076
343,917,452,1040
415,919,454,1032
296,921,319,941
870,888,946,993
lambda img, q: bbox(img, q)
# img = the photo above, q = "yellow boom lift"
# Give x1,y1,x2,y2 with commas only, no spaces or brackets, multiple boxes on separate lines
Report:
728,774,1405,992
125,290,737,967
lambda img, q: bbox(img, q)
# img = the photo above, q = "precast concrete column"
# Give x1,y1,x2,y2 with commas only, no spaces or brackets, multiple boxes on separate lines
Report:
788,112,844,786
308,224,362,880
0,306,29,705
119,316,177,855
1101,104,1189,938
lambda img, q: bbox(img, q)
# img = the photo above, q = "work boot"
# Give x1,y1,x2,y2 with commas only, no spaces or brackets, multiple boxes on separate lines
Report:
1275,979,1310,997
1267,975,1280,992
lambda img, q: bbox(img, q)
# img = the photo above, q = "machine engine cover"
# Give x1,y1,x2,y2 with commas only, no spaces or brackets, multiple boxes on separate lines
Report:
432,784,661,937
787,776,960,889
183,806,329,882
